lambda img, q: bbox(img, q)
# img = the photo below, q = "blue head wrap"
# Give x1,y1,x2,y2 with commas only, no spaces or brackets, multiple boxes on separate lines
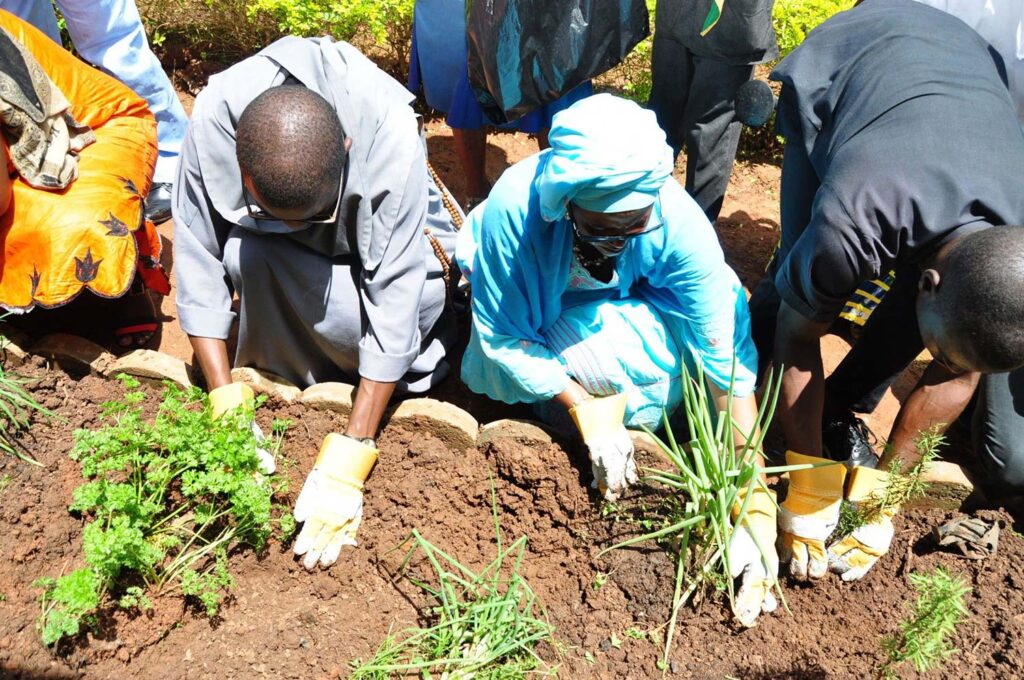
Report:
534,93,674,222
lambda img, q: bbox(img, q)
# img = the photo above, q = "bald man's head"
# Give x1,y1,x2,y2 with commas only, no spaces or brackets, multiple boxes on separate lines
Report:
236,85,346,217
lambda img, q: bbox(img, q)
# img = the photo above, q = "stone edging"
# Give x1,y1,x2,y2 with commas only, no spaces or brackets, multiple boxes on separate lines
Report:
3,332,979,507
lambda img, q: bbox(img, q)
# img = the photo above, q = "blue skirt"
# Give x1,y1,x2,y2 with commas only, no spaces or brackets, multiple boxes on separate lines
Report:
408,0,593,132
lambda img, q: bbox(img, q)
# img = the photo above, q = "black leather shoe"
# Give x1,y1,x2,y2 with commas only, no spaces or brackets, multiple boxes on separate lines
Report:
145,182,173,223
823,415,880,469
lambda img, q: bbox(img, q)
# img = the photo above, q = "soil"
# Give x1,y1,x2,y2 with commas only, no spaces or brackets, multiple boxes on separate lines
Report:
1,363,1022,680
0,51,965,680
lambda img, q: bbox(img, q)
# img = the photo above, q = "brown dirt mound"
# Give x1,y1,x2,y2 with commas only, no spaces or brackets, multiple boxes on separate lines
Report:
1,364,1022,679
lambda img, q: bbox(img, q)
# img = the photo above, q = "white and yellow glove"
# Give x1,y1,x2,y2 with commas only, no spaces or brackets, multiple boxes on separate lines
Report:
293,433,378,570
778,451,847,581
209,382,276,474
728,486,779,627
569,393,638,501
828,466,896,582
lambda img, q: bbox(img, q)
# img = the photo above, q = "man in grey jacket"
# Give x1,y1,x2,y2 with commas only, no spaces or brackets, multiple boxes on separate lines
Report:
172,36,460,570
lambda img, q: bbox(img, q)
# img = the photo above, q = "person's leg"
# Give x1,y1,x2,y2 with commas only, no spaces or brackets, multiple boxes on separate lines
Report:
813,268,924,466
223,226,450,392
748,137,820,377
680,56,755,222
647,32,694,158
55,0,187,212
2,0,61,44
971,368,1024,499
538,298,684,432
451,127,490,204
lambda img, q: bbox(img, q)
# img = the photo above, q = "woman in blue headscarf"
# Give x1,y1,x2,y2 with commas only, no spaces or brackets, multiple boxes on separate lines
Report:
457,91,760,489
456,94,776,627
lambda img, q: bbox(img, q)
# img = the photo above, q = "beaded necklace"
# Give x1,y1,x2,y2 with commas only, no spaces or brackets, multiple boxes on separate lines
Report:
572,237,615,283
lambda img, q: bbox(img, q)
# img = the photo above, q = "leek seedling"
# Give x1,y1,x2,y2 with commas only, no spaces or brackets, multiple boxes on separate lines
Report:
600,359,834,669
0,332,55,466
351,486,555,679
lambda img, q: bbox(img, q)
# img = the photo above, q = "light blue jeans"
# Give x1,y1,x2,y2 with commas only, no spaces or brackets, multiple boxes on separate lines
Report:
4,0,188,183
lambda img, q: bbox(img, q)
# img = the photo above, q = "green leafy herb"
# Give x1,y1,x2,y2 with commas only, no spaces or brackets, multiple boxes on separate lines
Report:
36,378,290,645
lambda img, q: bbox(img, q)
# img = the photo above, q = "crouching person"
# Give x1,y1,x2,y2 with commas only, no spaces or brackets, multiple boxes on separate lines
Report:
456,94,776,625
172,35,461,570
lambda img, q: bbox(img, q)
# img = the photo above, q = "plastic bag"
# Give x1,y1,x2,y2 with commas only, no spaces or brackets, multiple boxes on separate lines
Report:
466,0,650,124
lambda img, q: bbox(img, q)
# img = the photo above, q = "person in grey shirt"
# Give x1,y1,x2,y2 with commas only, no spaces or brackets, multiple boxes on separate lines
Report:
172,36,460,569
648,0,778,222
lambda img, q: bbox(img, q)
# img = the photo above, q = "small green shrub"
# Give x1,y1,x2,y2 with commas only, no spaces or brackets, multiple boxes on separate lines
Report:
247,0,414,75
35,376,292,646
773,0,854,59
138,0,281,63
880,567,970,678
836,426,944,538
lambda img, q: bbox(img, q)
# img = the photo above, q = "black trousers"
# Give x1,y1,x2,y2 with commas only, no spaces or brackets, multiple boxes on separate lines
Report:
748,140,1024,492
648,35,754,223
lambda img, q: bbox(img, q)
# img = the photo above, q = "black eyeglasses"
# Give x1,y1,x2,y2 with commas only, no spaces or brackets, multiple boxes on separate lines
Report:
569,204,663,244
242,174,345,224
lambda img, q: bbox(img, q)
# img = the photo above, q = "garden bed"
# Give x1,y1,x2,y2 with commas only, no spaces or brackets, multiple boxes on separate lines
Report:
0,359,1021,679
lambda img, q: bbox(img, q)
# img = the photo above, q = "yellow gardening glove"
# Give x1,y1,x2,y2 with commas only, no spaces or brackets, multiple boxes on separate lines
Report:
292,433,378,570
569,393,638,501
778,451,847,581
828,466,897,582
209,382,276,474
728,486,779,627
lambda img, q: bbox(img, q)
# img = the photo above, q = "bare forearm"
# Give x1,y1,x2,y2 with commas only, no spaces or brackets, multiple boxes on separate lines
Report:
347,378,396,440
711,387,765,469
776,336,825,456
189,335,232,390
881,364,979,467
554,379,593,411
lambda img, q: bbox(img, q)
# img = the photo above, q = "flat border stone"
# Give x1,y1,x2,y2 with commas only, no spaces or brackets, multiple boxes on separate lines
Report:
299,382,356,416
31,333,114,377
231,367,302,403
905,461,978,511
478,419,556,448
0,332,31,367
389,398,478,450
105,350,193,389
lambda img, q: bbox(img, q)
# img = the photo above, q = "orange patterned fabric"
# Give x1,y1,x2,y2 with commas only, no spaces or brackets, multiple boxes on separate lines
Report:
0,9,168,311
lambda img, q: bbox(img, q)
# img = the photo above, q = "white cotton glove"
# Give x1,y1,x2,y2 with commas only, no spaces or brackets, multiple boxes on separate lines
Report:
728,487,779,627
209,382,276,474
828,466,897,582
293,433,378,570
778,451,847,581
569,393,638,501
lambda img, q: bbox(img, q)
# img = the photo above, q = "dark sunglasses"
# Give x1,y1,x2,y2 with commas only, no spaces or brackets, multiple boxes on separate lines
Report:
242,174,344,224
569,204,663,244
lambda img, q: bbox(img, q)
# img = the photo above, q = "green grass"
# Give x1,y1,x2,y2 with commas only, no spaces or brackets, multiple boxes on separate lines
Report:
350,486,555,679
